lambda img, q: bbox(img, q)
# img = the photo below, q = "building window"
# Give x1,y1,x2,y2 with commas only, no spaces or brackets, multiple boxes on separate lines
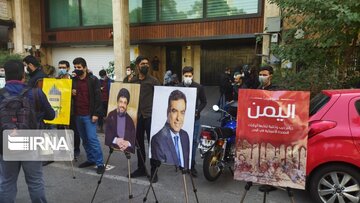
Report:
159,0,203,21
207,0,259,18
81,0,112,26
47,0,260,29
48,0,112,28
129,0,156,23
49,0,80,28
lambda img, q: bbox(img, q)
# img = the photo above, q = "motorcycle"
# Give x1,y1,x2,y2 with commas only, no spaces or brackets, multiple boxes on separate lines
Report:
198,103,237,181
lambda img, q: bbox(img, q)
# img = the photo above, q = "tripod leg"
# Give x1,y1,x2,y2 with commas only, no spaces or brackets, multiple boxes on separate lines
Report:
181,170,189,203
125,153,133,199
188,170,199,203
286,187,296,203
263,191,267,203
240,182,252,203
65,127,76,179
143,166,159,203
69,154,76,179
91,148,113,203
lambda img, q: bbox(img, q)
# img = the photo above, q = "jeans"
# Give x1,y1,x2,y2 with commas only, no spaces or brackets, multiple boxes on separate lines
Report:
70,115,80,154
98,101,108,129
75,115,104,166
0,156,47,203
192,119,201,163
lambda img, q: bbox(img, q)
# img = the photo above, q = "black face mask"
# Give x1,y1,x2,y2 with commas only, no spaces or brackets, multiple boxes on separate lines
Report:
26,67,33,74
73,69,84,77
140,65,149,75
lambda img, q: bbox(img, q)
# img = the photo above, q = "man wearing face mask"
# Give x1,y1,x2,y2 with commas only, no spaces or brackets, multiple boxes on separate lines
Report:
178,66,207,177
57,60,71,79
23,55,47,88
129,56,161,182
57,60,81,159
98,70,113,132
123,66,134,83
257,65,280,194
257,65,279,90
72,57,105,174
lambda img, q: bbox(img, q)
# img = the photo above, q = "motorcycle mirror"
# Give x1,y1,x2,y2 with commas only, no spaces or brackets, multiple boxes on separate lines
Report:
212,105,220,112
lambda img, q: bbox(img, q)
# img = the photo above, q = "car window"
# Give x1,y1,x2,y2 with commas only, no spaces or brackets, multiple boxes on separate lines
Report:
309,93,330,116
355,100,360,115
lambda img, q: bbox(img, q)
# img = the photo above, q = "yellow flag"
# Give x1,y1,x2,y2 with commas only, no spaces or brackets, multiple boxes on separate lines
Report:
42,78,72,125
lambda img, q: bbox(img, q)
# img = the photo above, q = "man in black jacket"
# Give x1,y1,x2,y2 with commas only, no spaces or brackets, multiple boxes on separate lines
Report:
0,60,55,203
129,56,161,183
72,57,105,174
178,66,207,177
23,55,47,88
257,65,279,90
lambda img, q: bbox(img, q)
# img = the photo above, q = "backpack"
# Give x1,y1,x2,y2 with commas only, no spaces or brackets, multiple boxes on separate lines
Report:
0,87,39,131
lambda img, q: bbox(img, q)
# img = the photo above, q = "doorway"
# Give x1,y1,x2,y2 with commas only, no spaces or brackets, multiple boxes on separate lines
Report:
166,46,182,83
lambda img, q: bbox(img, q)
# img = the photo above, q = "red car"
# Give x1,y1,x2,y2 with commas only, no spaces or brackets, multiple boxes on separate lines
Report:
307,89,360,203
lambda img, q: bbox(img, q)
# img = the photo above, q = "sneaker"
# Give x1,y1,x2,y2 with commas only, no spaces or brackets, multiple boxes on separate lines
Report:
129,168,147,178
78,161,96,168
190,168,198,178
96,165,105,174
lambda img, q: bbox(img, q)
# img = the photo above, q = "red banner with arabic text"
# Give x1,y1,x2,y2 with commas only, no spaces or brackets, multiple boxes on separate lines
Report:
234,90,310,189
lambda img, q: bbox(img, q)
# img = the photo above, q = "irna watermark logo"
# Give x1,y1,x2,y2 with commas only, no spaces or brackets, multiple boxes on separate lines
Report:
3,130,74,161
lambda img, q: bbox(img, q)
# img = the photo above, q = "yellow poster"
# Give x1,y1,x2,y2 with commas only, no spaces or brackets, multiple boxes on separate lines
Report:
42,78,72,125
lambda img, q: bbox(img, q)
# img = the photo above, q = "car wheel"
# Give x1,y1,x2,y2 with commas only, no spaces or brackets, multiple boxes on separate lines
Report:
309,164,360,203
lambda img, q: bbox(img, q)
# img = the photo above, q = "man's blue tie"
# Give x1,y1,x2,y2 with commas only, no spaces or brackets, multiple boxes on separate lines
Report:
174,136,181,167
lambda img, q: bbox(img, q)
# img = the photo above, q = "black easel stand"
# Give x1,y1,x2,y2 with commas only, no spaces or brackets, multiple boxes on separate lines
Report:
142,161,160,203
240,182,296,203
240,182,252,203
181,169,199,203
91,147,114,203
90,148,135,202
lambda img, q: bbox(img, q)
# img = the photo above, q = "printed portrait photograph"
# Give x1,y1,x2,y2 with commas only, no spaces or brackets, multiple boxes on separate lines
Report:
104,83,140,153
149,86,197,169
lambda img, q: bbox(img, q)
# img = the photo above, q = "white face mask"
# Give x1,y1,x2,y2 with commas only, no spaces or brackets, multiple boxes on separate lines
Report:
183,77,192,86
258,75,269,85
126,70,131,76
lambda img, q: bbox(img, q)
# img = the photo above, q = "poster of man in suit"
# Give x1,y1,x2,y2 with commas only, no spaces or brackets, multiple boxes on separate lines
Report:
149,87,196,169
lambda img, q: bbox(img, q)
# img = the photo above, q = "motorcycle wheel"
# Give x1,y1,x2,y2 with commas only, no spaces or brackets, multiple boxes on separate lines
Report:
203,151,223,181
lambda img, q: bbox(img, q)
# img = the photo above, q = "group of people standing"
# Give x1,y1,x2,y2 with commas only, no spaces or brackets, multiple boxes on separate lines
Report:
219,64,278,104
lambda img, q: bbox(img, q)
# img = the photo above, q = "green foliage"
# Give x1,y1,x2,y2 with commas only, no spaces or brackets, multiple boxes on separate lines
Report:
105,60,136,80
105,61,115,80
268,0,360,95
0,51,23,67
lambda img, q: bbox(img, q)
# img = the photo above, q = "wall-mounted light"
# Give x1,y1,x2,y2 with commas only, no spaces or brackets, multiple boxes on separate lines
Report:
34,45,41,58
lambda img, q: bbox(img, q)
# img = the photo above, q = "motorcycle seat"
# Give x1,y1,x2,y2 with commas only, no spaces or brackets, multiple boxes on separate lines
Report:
215,127,233,139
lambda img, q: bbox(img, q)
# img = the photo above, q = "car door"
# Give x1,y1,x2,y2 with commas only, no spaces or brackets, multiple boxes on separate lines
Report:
349,96,360,153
